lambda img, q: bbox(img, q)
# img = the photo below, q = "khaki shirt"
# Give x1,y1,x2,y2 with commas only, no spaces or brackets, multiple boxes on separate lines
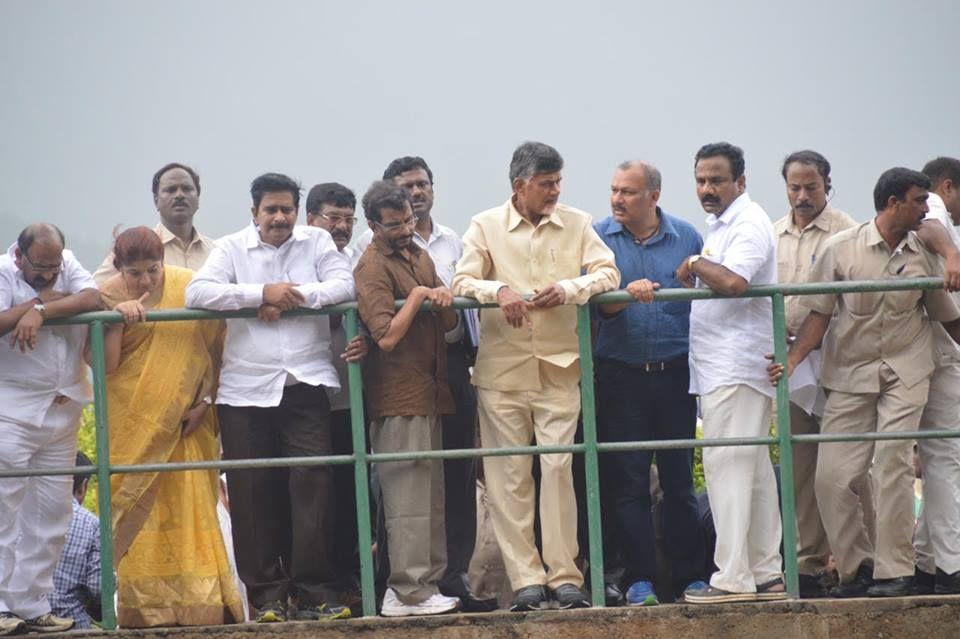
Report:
774,206,857,336
93,223,215,285
355,238,454,420
801,220,960,392
453,199,620,391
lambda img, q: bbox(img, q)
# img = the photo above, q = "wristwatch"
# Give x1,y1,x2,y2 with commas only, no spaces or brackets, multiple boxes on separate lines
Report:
687,255,702,270
32,302,46,318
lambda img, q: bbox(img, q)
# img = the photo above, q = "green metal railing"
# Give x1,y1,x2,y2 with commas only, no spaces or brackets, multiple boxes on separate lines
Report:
7,276,959,627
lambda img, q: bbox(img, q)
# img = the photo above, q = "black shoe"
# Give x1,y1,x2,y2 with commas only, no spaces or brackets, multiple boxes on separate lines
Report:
605,582,625,607
798,573,827,598
439,573,498,612
915,568,936,595
868,576,914,598
551,583,591,609
935,568,960,595
509,585,547,612
829,564,874,598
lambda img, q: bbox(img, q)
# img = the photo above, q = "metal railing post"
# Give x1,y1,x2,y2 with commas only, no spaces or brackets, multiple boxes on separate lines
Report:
345,309,376,617
90,320,117,628
577,305,605,607
772,293,799,598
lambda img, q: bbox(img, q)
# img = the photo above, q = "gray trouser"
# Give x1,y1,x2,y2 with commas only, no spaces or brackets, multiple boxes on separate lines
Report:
371,415,447,603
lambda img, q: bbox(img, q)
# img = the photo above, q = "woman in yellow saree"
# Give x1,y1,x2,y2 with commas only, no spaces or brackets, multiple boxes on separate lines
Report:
95,227,243,627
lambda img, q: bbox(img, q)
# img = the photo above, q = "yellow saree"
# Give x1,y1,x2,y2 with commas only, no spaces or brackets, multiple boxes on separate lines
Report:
102,266,244,627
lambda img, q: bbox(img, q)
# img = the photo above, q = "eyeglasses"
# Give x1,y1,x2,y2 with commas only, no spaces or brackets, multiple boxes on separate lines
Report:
22,253,62,274
319,213,357,226
373,217,417,231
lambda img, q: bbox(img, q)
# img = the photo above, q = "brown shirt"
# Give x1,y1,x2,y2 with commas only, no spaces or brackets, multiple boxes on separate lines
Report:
802,220,960,392
355,237,454,420
774,206,857,335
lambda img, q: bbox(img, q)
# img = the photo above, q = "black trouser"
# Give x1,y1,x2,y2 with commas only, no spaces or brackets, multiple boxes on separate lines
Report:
330,408,360,587
440,342,478,585
596,358,704,588
219,383,338,607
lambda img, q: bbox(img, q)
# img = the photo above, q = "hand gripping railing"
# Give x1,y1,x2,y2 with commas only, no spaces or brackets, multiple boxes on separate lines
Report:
8,276,957,627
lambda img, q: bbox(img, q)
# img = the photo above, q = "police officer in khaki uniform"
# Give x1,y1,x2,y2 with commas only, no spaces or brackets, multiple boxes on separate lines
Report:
773,150,857,597
771,167,960,598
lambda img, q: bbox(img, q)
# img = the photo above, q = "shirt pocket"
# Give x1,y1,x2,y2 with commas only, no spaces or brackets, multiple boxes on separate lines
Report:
547,248,579,279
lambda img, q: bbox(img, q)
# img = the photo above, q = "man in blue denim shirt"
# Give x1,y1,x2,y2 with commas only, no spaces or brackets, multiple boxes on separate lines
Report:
594,161,705,606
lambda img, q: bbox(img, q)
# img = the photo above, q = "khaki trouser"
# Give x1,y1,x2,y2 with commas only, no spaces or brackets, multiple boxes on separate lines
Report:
817,363,928,582
786,403,877,577
789,403,831,576
370,415,446,603
476,360,583,591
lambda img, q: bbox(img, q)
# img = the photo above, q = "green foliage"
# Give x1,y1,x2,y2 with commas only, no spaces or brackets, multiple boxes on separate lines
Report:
77,405,98,513
692,419,782,495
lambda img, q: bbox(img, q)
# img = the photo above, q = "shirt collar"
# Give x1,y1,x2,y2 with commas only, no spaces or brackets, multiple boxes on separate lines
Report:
603,207,679,244
372,234,423,259
706,192,752,227
154,222,202,247
928,192,947,215
866,218,919,254
781,205,837,236
244,223,309,250
506,198,565,231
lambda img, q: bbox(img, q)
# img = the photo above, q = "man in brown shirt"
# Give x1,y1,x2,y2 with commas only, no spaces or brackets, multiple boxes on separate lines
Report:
770,167,960,598
354,181,460,617
773,150,857,597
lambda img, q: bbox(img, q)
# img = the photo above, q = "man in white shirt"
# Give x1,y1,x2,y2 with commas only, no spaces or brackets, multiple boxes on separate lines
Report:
356,157,492,611
93,162,215,285
304,182,367,603
915,156,960,595
185,173,355,623
677,143,786,604
0,224,100,635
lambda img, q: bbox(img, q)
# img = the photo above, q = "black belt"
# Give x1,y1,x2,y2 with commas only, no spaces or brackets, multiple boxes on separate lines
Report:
601,355,688,373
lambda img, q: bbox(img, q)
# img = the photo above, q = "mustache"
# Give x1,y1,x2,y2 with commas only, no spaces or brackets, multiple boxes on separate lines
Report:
700,195,720,205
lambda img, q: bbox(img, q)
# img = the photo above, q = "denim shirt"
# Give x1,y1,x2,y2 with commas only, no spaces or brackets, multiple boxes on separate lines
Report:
594,209,703,364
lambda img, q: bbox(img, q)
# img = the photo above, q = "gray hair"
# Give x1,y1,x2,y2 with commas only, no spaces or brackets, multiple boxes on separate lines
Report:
617,160,662,192
509,141,564,183
17,223,65,254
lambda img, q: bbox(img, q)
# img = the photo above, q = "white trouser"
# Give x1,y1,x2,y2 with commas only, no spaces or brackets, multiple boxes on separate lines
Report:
701,384,783,593
0,399,83,618
915,361,960,575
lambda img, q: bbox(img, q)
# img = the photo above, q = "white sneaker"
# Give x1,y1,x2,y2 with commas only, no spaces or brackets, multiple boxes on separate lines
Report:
380,588,460,617
0,612,26,636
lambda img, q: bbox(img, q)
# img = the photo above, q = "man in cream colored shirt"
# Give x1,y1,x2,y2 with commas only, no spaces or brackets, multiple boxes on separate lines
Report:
93,162,214,284
453,141,619,612
914,156,960,595
773,150,857,597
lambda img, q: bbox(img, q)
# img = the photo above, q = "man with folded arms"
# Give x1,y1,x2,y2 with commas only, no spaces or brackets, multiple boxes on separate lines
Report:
0,223,100,634
186,173,354,622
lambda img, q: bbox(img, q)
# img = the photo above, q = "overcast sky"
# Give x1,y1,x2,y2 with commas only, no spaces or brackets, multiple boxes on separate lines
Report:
2,1,958,268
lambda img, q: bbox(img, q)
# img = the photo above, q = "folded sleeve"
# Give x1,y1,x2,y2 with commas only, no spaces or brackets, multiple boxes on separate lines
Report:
355,259,398,343
719,218,773,283
185,245,263,310
296,240,355,308
558,222,621,304
452,220,506,304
